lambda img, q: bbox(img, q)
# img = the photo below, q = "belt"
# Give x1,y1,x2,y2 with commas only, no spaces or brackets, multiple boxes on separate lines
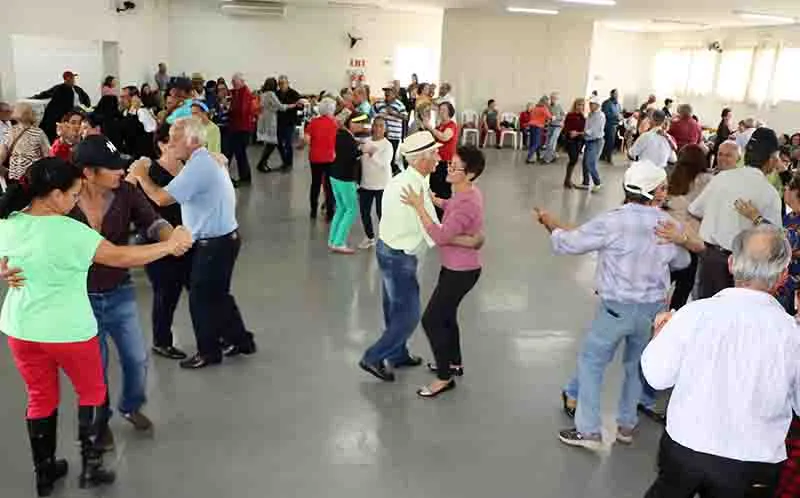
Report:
704,242,731,256
197,229,239,246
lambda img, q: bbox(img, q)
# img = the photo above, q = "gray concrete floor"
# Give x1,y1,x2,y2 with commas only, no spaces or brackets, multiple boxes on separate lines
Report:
0,148,664,498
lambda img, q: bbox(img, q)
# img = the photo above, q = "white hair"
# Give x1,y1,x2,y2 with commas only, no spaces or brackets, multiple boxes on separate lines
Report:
232,72,245,83
318,98,336,117
731,225,791,289
719,140,741,157
175,116,207,147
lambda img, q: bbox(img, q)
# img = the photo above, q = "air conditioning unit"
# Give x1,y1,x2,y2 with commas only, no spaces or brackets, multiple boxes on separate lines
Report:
219,0,286,17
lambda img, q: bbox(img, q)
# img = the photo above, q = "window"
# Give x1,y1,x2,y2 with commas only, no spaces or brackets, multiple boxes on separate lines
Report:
686,50,716,96
393,46,437,86
653,49,690,98
747,48,776,105
773,48,800,102
716,49,754,102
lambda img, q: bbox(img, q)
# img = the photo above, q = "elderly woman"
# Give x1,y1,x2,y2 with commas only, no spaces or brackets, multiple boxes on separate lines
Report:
0,102,51,184
525,96,553,163
563,98,586,188
256,77,299,173
304,98,338,221
328,113,369,254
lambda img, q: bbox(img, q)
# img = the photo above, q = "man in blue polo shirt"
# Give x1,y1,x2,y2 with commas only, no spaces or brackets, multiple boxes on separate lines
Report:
131,116,256,369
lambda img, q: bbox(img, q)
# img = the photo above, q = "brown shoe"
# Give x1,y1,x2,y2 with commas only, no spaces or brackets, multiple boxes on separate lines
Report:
616,426,636,445
121,411,153,431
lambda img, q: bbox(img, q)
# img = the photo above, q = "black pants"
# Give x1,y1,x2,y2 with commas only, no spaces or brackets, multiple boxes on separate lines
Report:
388,138,401,175
229,130,252,181
358,189,383,240
670,252,699,310
421,267,481,380
144,253,192,348
430,160,452,219
220,127,232,161
564,138,583,186
697,244,734,299
257,143,278,168
189,231,252,360
645,432,781,498
277,125,295,167
310,162,335,221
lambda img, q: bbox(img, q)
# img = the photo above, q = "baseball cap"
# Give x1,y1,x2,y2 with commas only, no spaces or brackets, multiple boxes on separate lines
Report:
191,100,209,113
745,127,780,166
589,95,601,105
72,135,131,170
623,160,667,199
399,131,443,158
63,70,78,80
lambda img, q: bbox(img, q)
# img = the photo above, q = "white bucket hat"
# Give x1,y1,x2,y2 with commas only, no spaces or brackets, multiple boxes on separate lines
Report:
399,131,443,158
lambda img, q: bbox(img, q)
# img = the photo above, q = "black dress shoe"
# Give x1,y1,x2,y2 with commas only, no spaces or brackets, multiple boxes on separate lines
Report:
152,345,188,360
426,362,464,377
179,354,222,370
223,341,257,357
359,360,395,382
417,379,456,398
393,355,423,368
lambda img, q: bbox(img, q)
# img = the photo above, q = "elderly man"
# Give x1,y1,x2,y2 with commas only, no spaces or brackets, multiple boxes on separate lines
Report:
543,92,565,163
32,70,91,141
642,224,799,497
435,82,455,109
689,127,782,299
629,110,677,169
535,160,691,449
576,96,606,191
640,94,657,113
276,75,302,170
668,104,703,151
600,89,622,163
228,73,255,186
132,117,256,369
373,86,408,168
715,140,740,171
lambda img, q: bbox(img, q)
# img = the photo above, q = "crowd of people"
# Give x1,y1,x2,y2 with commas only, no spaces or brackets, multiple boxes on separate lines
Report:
3,63,800,498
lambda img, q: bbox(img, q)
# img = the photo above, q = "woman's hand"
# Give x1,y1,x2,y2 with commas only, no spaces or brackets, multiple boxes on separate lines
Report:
0,257,25,288
734,199,760,223
400,185,425,211
431,192,445,208
655,220,687,244
167,226,194,256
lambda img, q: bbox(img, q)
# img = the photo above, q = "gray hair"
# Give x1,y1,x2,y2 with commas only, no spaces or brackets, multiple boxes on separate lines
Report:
318,97,336,117
731,225,791,289
538,95,549,105
278,75,289,83
174,116,208,147
743,117,756,128
232,72,245,83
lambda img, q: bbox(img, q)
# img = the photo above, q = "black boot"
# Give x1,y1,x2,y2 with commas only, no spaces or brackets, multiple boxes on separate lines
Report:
77,405,116,489
27,411,68,497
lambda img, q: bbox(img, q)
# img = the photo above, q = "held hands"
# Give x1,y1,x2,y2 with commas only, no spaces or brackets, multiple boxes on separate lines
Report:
400,185,426,211
734,199,760,223
652,310,674,338
0,257,25,289
128,157,151,181
167,226,194,256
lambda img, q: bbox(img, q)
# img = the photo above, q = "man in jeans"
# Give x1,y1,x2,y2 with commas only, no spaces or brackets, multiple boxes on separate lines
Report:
276,75,301,171
542,91,565,163
576,96,606,192
132,117,256,369
534,160,690,450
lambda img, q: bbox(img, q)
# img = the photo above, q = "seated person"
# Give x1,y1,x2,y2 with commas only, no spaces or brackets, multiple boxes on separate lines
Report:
480,99,501,148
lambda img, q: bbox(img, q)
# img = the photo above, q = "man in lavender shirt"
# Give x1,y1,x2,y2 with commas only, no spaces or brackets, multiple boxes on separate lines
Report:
534,160,691,450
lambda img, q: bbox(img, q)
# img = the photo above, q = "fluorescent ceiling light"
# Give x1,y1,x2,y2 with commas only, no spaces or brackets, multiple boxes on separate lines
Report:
734,10,796,24
558,0,616,6
507,6,559,14
651,19,709,27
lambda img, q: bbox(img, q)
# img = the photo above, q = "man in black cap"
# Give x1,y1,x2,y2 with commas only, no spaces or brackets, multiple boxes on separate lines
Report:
68,135,178,446
689,127,783,298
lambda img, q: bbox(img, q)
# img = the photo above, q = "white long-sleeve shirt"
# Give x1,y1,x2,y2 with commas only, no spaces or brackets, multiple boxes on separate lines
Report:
642,288,800,463
360,138,393,191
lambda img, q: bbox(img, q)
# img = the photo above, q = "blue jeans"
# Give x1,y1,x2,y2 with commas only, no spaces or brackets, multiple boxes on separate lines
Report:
89,281,148,415
526,126,543,161
581,138,603,186
563,371,658,410
573,300,664,435
362,240,420,366
277,125,295,167
602,124,617,161
543,125,562,161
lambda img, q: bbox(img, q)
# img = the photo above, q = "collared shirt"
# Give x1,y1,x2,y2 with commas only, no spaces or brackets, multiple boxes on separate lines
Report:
165,147,238,239
549,102,565,127
70,182,168,292
668,117,703,150
601,98,621,125
550,203,690,303
629,129,676,168
642,288,800,463
379,166,439,255
584,110,606,141
689,166,782,251
373,99,407,141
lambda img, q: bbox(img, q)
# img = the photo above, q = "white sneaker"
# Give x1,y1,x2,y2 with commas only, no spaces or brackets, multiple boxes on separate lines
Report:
358,238,376,250
591,184,603,193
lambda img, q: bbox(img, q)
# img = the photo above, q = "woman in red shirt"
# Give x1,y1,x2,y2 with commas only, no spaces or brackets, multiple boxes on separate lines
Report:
562,98,586,188
426,102,459,218
303,98,339,222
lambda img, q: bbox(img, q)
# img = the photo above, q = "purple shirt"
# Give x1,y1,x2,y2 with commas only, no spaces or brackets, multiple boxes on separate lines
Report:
426,187,484,271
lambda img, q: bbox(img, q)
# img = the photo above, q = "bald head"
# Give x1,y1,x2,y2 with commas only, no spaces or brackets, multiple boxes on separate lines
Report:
730,225,791,291
717,141,741,170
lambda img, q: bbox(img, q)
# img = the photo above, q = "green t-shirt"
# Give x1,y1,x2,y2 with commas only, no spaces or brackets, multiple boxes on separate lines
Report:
0,213,103,343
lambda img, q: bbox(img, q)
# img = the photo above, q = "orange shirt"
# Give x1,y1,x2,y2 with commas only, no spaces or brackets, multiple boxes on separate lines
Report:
530,105,552,128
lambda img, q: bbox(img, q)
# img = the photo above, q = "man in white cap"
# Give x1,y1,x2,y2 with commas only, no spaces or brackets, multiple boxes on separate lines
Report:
576,95,606,192
535,160,691,450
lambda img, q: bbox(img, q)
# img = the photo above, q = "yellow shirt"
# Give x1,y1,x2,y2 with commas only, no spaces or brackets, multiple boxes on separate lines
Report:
203,121,221,154
379,166,439,255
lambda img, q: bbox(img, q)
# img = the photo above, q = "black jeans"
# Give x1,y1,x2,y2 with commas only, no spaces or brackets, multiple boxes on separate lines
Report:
670,252,699,310
189,231,252,360
430,160,452,219
421,267,481,380
564,138,583,186
277,125,295,167
220,127,232,161
645,432,781,498
358,189,383,240
258,143,278,168
310,162,335,220
388,138,400,175
697,244,734,299
144,253,192,348
229,130,252,181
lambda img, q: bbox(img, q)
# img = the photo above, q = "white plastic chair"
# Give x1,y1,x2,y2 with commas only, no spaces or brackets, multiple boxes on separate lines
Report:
498,113,520,150
461,109,480,146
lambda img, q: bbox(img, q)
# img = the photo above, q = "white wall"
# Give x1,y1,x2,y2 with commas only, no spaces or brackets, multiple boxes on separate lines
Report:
167,0,443,94
0,0,168,102
587,24,654,110
440,10,595,115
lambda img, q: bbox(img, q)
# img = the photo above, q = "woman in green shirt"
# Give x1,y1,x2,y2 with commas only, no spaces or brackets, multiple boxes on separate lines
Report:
0,157,192,496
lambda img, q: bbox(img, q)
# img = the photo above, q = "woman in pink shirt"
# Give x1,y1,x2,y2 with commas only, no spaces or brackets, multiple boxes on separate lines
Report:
401,145,485,398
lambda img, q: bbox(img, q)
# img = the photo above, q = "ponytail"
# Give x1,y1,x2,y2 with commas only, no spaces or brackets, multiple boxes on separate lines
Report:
0,158,82,219
0,180,34,219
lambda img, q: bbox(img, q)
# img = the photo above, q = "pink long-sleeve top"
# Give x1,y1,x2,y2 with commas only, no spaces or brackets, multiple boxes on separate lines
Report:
425,187,484,271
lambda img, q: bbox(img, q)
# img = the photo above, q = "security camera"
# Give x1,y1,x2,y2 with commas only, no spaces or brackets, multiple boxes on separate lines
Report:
707,41,723,53
116,0,136,12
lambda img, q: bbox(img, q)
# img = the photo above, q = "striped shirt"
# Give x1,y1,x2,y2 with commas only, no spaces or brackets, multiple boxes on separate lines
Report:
373,99,407,141
2,126,50,180
550,203,690,303
642,288,800,463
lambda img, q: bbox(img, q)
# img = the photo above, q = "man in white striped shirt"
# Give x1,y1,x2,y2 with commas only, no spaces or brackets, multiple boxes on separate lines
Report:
642,224,800,497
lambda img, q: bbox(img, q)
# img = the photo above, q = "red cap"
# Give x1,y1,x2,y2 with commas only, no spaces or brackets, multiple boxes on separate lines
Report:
62,70,77,80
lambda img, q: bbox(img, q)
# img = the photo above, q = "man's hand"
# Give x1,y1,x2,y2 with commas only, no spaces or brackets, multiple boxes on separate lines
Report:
0,257,25,288
431,192,445,208
533,207,557,232
652,310,674,338
129,157,150,180
451,233,485,250
167,226,194,257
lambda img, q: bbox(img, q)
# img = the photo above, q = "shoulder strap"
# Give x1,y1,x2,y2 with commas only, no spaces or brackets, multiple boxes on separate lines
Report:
6,126,32,156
